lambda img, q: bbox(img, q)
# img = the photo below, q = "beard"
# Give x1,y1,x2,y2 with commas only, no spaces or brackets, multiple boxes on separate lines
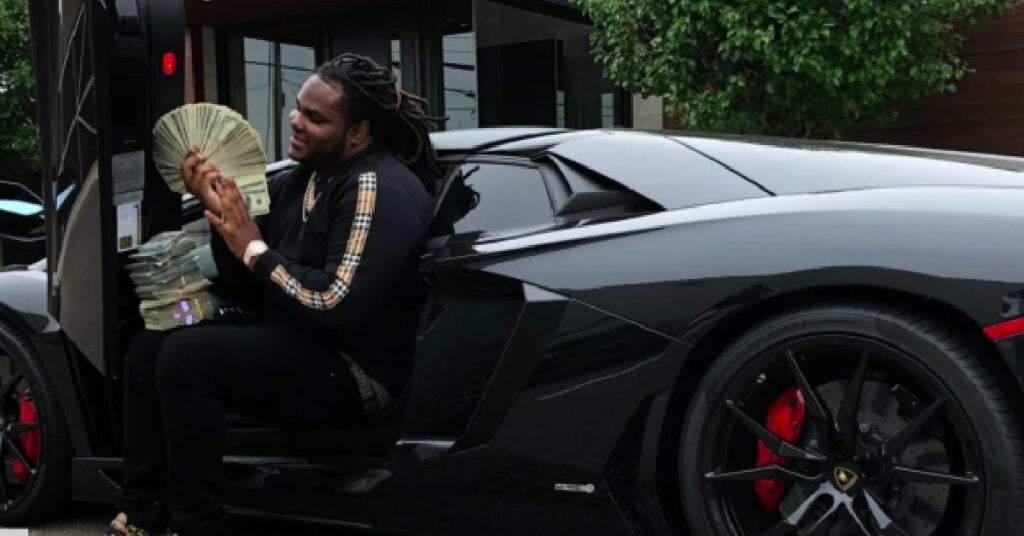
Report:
295,128,350,170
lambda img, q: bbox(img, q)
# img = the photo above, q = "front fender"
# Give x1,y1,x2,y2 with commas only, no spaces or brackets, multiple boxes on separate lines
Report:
0,267,56,335
0,266,93,457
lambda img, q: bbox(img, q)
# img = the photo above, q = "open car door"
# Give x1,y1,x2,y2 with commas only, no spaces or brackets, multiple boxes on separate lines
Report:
29,0,185,378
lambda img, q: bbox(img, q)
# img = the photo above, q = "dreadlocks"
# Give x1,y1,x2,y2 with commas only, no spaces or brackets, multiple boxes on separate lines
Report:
315,53,442,194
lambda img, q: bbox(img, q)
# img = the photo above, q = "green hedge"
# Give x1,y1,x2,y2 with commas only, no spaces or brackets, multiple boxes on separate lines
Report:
574,0,1015,136
0,0,39,180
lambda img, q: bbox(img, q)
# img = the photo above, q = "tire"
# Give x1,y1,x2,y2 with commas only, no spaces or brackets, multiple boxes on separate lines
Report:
0,320,71,525
679,303,1024,535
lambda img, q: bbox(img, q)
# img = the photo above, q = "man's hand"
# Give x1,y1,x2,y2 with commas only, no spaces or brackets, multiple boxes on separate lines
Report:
182,146,223,216
205,175,263,263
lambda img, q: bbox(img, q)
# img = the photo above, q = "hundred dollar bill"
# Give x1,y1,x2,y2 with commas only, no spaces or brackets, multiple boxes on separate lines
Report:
153,103,271,217
138,279,213,308
135,271,208,299
239,180,271,217
129,249,198,269
140,289,224,331
127,254,198,275
133,230,194,253
129,261,201,287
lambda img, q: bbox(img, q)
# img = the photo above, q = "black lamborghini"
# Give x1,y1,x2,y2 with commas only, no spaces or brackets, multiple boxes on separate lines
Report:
2,126,1024,535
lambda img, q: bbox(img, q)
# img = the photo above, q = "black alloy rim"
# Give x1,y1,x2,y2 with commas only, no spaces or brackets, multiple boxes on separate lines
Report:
0,347,38,512
699,335,984,536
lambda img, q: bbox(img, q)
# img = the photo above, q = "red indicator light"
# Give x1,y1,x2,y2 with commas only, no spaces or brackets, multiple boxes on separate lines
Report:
162,52,176,76
984,316,1024,341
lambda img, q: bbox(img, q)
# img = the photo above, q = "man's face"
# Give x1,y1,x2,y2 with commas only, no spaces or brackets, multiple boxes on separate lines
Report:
287,75,348,165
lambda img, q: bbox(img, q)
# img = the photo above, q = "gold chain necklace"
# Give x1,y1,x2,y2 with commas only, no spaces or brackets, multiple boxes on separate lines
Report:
302,171,323,223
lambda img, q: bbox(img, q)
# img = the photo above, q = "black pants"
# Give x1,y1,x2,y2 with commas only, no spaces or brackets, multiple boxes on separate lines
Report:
118,323,352,535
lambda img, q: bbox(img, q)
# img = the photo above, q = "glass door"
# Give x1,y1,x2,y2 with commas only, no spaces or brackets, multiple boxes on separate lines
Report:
242,38,317,162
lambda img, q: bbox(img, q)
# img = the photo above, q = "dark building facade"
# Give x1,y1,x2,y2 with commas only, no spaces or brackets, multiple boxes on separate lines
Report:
183,0,633,161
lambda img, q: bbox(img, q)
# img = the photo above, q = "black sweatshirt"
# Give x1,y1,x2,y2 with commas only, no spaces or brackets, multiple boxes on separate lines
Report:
210,147,434,395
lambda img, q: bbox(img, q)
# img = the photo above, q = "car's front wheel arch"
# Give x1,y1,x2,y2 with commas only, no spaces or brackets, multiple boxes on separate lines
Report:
0,318,72,525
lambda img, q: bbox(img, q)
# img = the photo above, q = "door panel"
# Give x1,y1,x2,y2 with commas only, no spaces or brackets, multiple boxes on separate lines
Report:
453,284,568,450
404,269,524,438
407,158,562,439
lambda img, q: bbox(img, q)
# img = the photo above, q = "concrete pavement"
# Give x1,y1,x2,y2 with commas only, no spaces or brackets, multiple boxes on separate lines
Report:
27,504,106,535
22,504,366,535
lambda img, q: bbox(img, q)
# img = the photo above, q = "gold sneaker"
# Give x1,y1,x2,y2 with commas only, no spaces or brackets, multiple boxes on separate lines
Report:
106,512,150,536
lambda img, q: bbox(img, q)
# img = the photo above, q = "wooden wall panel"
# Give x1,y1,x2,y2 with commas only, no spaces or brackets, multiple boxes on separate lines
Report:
849,6,1024,156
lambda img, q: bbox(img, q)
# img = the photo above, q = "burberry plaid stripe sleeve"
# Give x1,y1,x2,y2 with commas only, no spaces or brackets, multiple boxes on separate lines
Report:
270,172,377,310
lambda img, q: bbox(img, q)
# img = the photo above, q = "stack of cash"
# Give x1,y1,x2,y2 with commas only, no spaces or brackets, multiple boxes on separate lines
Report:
152,103,271,216
129,231,222,331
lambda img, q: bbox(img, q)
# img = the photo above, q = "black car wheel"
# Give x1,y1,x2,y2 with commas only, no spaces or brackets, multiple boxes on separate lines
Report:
680,304,1024,535
0,321,70,525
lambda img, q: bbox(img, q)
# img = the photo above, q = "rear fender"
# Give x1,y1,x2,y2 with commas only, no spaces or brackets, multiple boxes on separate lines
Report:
464,187,1024,340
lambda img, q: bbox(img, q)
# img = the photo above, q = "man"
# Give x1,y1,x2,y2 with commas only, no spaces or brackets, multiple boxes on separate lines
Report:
108,53,439,536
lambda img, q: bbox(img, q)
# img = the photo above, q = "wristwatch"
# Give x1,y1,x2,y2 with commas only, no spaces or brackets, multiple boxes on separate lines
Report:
243,240,269,269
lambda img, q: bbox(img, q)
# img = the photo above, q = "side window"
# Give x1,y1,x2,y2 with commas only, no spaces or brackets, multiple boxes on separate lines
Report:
432,163,553,238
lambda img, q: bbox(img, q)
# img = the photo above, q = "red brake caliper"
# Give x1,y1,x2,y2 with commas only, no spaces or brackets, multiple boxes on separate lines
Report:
11,388,40,485
754,386,806,512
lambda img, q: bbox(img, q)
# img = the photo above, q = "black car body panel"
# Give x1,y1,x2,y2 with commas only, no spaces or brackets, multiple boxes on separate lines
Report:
431,127,568,157
465,185,1024,334
6,124,1024,533
484,129,608,155
995,331,1024,390
678,133,1024,194
544,131,768,209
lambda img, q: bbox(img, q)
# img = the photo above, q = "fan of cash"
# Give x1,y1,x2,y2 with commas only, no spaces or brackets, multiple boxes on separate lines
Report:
152,103,271,216
129,231,224,331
